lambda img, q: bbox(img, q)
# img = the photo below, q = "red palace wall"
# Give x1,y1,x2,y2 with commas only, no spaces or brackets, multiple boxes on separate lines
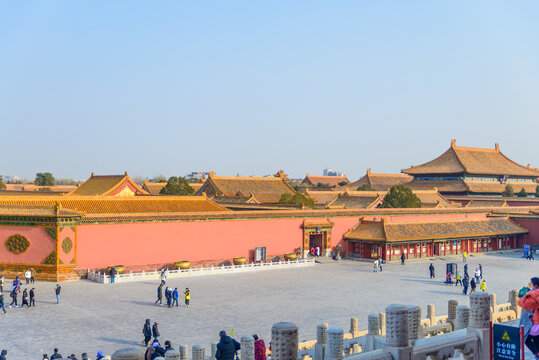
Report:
76,216,360,269
0,226,56,264
511,218,539,245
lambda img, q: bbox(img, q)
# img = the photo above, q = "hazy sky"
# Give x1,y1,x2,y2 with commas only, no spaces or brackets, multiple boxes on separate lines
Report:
1,1,539,181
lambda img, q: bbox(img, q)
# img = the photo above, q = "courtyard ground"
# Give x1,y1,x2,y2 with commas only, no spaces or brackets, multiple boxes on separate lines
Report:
1,251,538,358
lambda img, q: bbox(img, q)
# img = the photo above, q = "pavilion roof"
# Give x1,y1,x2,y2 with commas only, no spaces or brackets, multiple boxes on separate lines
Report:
344,215,528,242
196,172,296,203
69,172,148,196
326,192,382,209
344,169,412,191
4,184,77,193
305,190,340,205
466,200,508,208
406,179,537,195
141,181,167,195
302,174,350,187
402,140,539,177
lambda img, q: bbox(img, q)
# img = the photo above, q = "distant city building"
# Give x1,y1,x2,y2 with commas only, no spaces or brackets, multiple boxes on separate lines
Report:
185,172,209,181
323,168,345,177
302,174,350,187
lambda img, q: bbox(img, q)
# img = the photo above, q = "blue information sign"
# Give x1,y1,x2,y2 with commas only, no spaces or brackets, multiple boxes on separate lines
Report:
492,323,522,360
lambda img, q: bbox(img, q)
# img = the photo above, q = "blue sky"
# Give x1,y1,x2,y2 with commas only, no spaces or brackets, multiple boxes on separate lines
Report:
1,1,538,180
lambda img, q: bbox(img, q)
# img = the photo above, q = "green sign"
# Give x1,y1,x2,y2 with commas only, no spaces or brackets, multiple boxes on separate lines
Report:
493,323,521,360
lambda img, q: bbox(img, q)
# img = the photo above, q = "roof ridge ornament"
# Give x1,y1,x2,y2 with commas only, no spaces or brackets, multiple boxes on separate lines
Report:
451,139,456,147
495,143,500,151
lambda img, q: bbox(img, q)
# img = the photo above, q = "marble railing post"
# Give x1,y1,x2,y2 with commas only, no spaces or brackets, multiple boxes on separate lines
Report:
407,305,422,341
468,292,491,360
210,342,218,359
350,317,359,336
179,345,188,360
427,304,436,326
383,304,413,359
192,345,205,360
368,313,380,336
241,335,255,360
509,290,520,318
456,305,471,330
490,293,497,313
111,348,144,360
272,322,299,360
165,349,180,360
325,327,344,360
314,323,328,360
379,312,386,336
448,300,458,329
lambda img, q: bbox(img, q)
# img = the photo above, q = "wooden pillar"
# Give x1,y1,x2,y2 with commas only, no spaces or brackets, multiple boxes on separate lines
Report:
406,243,410,259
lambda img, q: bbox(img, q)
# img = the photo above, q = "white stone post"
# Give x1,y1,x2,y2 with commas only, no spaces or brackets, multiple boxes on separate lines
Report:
407,305,421,341
379,312,386,336
509,289,520,317
350,317,359,336
325,327,344,360
192,345,205,360
165,349,180,360
448,299,458,329
271,322,298,360
383,304,413,359
490,293,497,313
314,323,328,360
427,304,436,326
456,304,471,330
179,345,188,360
241,335,255,360
368,313,380,336
210,342,218,359
111,348,144,360
468,292,491,360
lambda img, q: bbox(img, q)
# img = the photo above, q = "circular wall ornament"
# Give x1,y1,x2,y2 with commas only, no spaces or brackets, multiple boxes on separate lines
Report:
62,237,73,254
5,234,30,254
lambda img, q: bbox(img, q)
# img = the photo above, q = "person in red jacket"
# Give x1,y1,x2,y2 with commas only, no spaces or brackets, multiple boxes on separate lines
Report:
517,277,539,357
253,334,266,360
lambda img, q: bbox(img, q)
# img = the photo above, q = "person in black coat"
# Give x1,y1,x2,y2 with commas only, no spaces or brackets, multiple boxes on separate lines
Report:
215,330,240,360
155,284,163,306
21,288,29,307
400,252,406,265
142,319,152,346
30,288,35,307
152,322,160,341
428,263,435,278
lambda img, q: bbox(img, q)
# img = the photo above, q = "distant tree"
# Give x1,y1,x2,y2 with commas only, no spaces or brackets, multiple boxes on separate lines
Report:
0,176,5,190
316,182,331,188
357,184,373,191
152,175,167,183
536,186,539,198
38,187,52,192
279,193,316,209
501,184,515,197
516,188,528,198
338,181,348,186
54,178,78,186
35,172,55,186
381,185,422,208
160,176,194,195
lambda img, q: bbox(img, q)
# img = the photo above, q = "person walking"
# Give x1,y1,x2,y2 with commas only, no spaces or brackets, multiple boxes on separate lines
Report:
479,264,483,279
474,268,480,283
21,288,30,307
30,288,35,307
463,264,468,278
429,263,435,279
531,249,536,261
470,278,477,293
455,272,462,286
9,285,17,307
160,269,167,284
378,257,383,272
165,287,172,308
462,276,469,295
0,292,7,314
462,251,467,262
155,283,163,306
109,267,117,284
373,259,378,272
215,330,240,360
25,269,32,285
400,252,405,265
0,275,4,293
184,288,190,308
142,319,152,346
55,284,61,304
480,280,487,292
253,334,266,360
30,268,36,284
518,277,539,357
172,288,179,307
152,322,160,342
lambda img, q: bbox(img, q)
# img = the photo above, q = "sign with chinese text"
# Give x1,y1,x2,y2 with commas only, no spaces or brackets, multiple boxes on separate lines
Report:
493,323,521,360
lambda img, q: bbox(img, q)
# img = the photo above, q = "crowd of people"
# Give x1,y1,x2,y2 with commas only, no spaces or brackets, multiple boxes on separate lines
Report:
0,274,62,314
438,262,487,295
154,281,190,308
0,348,105,360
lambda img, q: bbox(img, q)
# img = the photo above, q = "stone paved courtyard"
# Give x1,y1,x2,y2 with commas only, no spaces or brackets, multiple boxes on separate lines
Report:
2,251,538,358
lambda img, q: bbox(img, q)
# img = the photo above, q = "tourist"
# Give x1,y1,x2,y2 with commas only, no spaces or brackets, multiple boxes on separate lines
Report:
373,259,378,272
110,267,117,284
378,257,383,272
70,354,78,360
400,252,405,265
9,285,18,307
21,288,30,307
151,344,166,359
0,350,7,360
531,249,536,261
462,251,467,262
164,340,173,353
25,269,32,284
184,287,190,307
470,278,476,293
145,342,158,359
455,272,462,286
445,272,451,285
152,321,160,341
30,268,36,284
215,330,241,360
155,283,164,306
14,276,21,292
30,287,35,306
474,268,480,283
518,277,539,357
429,263,435,278
43,354,49,359
81,353,88,360
0,292,6,314
0,275,4,292
462,276,469,295
142,319,152,346
310,247,315,257
51,348,62,359
253,334,266,360
480,280,487,292
479,264,483,279
316,247,320,256
463,264,468,277
96,350,105,360
55,284,61,304
165,286,172,307
160,269,167,284
172,287,179,307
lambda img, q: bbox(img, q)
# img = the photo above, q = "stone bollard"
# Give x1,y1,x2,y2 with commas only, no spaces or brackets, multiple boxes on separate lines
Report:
368,313,381,335
179,345,188,360
407,305,421,341
210,342,218,359
192,345,205,360
325,327,344,360
427,304,436,326
379,312,386,336
448,299,458,328
315,323,328,360
165,349,180,360
490,293,497,313
111,348,144,360
241,335,255,360
384,304,412,359
350,317,359,336
272,322,299,360
456,304,471,330
509,290,521,318
469,292,492,360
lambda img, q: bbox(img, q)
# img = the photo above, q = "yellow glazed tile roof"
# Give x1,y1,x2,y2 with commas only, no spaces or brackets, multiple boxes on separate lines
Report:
302,174,350,187
69,172,148,196
344,169,412,191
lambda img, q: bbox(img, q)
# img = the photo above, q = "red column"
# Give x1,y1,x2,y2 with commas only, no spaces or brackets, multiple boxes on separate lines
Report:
406,243,410,259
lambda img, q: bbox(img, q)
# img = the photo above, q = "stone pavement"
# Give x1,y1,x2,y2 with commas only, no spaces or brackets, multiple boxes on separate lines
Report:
1,251,537,358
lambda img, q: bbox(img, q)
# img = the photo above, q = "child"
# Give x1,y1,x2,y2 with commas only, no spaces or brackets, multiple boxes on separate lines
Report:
480,280,487,292
184,288,190,308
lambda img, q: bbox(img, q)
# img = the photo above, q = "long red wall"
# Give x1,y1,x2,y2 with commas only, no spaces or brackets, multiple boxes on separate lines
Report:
512,218,539,245
76,216,360,269
0,226,55,264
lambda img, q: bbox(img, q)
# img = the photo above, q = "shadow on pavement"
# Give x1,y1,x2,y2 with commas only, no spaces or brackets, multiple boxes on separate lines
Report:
97,337,141,346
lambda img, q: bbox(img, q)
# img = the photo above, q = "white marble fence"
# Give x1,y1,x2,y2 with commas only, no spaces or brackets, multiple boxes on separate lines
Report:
86,258,315,284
